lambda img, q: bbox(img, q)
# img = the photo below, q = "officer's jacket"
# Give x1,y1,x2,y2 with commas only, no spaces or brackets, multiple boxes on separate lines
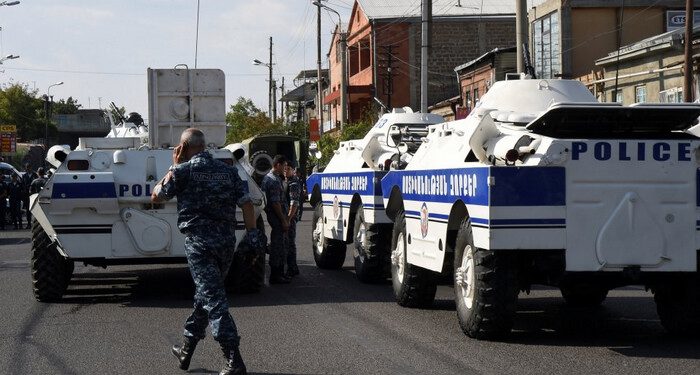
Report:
261,171,287,213
158,151,251,232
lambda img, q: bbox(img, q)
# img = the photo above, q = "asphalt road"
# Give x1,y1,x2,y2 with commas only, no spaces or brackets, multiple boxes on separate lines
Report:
1,207,699,375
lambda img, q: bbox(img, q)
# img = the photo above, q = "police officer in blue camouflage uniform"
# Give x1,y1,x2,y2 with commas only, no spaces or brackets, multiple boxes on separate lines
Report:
261,154,291,284
152,128,264,375
284,162,301,277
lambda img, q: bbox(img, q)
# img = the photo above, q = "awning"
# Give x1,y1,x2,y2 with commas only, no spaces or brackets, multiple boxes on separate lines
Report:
323,90,340,104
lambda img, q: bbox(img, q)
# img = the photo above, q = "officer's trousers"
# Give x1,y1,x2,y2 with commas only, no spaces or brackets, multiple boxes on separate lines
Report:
182,232,240,347
286,218,297,271
267,213,288,273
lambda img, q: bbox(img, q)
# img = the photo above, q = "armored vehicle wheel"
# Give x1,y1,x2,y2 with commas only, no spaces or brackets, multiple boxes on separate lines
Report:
559,284,608,307
312,203,346,269
353,208,384,283
454,219,518,339
31,220,72,302
390,210,437,307
226,217,266,294
653,276,700,336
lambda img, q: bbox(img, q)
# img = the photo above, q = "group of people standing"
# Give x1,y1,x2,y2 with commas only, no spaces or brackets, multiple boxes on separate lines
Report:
261,154,303,284
0,164,48,230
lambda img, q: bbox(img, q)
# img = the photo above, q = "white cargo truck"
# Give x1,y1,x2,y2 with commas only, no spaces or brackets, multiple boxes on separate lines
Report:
30,68,266,301
306,109,443,281
380,79,700,338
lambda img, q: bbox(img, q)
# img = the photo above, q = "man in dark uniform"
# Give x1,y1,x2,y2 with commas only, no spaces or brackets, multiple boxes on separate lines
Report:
21,163,37,228
261,154,290,284
0,177,7,230
152,128,263,375
284,162,301,277
30,168,48,194
8,174,23,229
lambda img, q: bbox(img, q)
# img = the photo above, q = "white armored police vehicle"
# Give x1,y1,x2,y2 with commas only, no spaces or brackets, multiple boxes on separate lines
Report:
306,109,443,281
380,78,700,338
30,68,266,301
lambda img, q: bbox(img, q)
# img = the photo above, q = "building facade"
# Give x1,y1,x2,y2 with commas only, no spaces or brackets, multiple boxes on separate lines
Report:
529,0,690,80
594,25,700,105
324,0,516,131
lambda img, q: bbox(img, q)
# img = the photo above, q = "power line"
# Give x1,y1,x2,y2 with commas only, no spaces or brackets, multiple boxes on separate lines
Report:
2,67,292,77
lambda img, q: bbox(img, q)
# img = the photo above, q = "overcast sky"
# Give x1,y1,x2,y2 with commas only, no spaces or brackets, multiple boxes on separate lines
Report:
0,0,353,119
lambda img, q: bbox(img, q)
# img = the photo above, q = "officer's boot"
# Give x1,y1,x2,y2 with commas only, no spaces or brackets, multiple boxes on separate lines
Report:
269,266,291,284
171,336,198,370
220,345,247,375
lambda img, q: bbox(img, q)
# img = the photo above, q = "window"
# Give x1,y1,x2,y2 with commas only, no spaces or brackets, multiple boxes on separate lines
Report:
659,87,683,103
613,90,623,103
473,88,479,103
532,11,561,79
464,90,471,108
635,86,646,103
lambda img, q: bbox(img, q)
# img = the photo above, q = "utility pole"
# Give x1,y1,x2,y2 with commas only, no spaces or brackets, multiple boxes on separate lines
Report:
272,80,278,121
379,45,397,109
316,0,324,128
339,28,347,130
516,0,528,74
420,0,431,113
684,0,694,102
269,36,274,119
280,77,286,123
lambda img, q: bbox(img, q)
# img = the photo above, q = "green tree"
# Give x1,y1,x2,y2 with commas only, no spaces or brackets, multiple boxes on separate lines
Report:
225,97,283,143
53,96,82,115
312,107,378,168
0,83,43,141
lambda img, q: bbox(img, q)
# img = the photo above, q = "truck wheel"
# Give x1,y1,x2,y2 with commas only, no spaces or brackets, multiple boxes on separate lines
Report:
454,219,518,339
353,208,384,283
559,284,608,307
390,210,437,307
312,203,346,269
654,276,700,336
31,220,71,302
226,217,266,294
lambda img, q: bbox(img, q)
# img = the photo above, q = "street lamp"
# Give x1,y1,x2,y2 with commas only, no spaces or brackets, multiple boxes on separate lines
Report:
0,54,19,64
0,1,20,6
253,37,276,120
45,81,64,149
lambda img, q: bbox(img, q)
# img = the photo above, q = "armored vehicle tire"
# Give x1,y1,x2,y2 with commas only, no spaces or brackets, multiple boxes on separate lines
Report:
353,208,384,283
226,217,266,294
31,220,72,302
654,276,700,336
390,210,437,308
454,219,518,339
559,284,608,307
312,203,346,269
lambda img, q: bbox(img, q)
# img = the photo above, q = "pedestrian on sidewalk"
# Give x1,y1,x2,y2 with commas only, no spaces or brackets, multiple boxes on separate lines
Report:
0,178,7,230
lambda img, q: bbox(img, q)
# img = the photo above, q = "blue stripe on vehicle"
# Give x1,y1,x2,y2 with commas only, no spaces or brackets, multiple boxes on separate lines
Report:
382,168,490,205
52,182,117,199
490,218,566,226
382,167,565,207
307,171,386,196
490,167,565,206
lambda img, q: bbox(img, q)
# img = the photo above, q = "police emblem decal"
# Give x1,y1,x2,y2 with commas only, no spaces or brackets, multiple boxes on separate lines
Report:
420,202,429,238
333,195,340,219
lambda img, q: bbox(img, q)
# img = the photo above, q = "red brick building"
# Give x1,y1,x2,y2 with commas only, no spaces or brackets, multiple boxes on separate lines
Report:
324,0,516,130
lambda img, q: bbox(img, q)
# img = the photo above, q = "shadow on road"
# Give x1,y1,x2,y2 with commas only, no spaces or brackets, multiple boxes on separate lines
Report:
59,260,397,309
